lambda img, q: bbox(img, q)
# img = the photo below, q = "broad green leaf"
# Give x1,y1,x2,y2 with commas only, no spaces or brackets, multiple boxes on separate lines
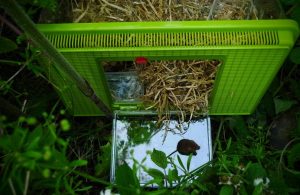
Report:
95,143,111,176
252,184,263,195
151,149,167,169
49,149,69,169
245,163,267,182
238,184,248,195
147,168,164,180
11,128,27,150
69,159,88,167
41,123,57,146
219,185,234,195
22,159,36,170
273,98,297,114
289,47,300,64
23,151,42,159
167,169,179,184
116,163,140,195
26,126,42,150
0,36,17,53
147,168,164,186
56,138,68,147
177,155,187,172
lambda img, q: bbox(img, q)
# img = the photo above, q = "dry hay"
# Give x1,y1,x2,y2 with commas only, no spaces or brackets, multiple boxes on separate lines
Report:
135,60,219,124
211,0,258,20
70,0,259,23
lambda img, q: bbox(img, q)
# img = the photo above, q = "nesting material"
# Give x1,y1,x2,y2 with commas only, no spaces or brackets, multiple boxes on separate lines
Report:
212,0,258,20
71,0,261,22
135,60,220,123
71,0,211,22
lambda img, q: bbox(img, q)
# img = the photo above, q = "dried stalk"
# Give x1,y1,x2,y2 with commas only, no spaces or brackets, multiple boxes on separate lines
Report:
135,60,219,135
71,0,215,22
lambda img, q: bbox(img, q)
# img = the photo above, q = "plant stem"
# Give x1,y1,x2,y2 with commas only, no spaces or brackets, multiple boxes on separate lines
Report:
286,2,300,16
72,170,111,186
0,14,22,35
278,138,300,173
0,52,36,90
212,118,224,156
8,178,17,195
23,171,30,195
0,0,112,119
0,59,23,65
0,64,26,90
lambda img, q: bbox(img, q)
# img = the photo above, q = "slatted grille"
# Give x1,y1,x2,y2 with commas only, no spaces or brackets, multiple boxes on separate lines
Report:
37,20,299,116
45,31,279,48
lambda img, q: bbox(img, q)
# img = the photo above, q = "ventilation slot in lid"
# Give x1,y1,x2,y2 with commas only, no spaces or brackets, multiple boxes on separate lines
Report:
45,30,279,49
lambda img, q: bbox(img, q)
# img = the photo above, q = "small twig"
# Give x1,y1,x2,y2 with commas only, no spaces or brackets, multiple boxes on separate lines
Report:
146,0,160,19
278,138,300,173
286,2,300,16
73,0,79,7
102,0,128,13
0,63,26,90
0,14,22,35
213,118,224,156
21,99,27,113
0,59,22,66
74,0,90,23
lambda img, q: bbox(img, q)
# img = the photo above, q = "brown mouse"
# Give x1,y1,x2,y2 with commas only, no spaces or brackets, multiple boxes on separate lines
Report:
168,139,200,157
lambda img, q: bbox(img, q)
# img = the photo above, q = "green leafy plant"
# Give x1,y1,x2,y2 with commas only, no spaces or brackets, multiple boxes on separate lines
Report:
0,36,17,54
0,0,112,118
0,114,91,194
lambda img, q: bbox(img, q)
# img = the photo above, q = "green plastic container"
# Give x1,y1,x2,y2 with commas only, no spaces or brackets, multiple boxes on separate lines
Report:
37,20,299,116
